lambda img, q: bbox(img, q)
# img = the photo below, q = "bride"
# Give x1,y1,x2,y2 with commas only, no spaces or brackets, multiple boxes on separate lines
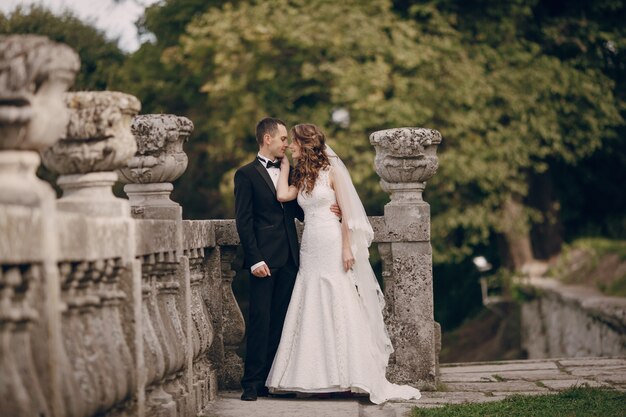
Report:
265,124,421,404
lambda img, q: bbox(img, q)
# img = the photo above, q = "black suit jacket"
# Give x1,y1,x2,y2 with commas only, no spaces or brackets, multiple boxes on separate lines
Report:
234,158,304,269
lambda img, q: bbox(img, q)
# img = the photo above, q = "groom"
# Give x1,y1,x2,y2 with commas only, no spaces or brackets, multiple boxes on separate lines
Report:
234,117,339,401
234,117,302,401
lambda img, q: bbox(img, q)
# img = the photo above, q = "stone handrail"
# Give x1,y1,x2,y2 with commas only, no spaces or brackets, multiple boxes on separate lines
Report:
0,35,441,417
520,277,626,358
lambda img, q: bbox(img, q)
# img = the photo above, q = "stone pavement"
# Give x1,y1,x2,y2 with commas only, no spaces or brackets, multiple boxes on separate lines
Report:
201,357,626,417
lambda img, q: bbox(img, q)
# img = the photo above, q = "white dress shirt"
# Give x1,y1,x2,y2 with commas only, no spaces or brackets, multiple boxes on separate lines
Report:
250,153,281,274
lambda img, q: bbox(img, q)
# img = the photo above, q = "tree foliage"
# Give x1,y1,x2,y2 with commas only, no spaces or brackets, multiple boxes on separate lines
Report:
0,5,125,90
126,0,622,265
3,0,624,269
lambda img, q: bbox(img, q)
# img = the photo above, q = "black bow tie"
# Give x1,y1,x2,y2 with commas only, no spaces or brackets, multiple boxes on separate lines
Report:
263,159,281,169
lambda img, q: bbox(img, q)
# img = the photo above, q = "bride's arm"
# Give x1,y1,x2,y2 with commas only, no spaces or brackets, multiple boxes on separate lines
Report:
277,157,298,202
331,168,355,272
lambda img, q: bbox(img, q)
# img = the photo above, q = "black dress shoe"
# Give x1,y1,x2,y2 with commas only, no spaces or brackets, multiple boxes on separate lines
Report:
241,388,257,401
257,386,269,397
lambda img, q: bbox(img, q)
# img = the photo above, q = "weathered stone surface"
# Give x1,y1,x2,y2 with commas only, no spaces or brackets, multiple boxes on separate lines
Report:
370,210,430,243
118,114,193,184
0,35,79,151
370,127,441,203
520,277,626,358
539,379,607,389
57,172,132,217
558,358,626,367
568,366,626,377
384,241,436,388
57,212,133,260
370,127,442,185
119,114,193,220
440,369,572,383
0,35,80,417
206,358,626,415
213,219,240,246
42,91,140,174
0,192,45,262
183,220,216,250
134,219,180,256
125,183,182,220
440,361,558,374
369,127,440,388
202,391,362,417
444,380,548,392
219,245,245,389
595,373,626,384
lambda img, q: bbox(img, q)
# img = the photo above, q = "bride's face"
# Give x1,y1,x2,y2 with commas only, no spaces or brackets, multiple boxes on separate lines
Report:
289,138,302,159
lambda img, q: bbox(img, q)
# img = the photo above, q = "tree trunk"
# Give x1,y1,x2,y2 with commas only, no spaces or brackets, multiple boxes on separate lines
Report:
528,171,563,260
499,196,534,271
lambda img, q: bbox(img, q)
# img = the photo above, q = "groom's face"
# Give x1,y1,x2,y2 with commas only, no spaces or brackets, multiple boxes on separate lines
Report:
266,124,289,159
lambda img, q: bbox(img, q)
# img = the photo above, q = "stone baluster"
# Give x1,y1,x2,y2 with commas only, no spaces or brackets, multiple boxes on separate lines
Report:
183,219,221,412
213,220,245,389
0,35,79,417
187,247,217,412
41,91,142,416
370,127,442,389
119,114,195,415
140,255,175,417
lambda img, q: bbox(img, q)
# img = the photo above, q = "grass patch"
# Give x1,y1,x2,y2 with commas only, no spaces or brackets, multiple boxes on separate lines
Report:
436,381,450,392
547,238,626,297
411,387,625,417
492,374,506,382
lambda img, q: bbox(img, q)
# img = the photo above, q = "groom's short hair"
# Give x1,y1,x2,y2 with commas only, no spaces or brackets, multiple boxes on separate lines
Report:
256,117,286,146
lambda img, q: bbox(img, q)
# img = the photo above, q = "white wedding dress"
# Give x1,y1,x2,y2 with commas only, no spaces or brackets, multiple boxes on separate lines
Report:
266,168,421,404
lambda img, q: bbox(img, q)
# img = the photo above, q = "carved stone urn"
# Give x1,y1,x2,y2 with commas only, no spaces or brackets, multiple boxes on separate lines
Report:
0,35,79,206
117,114,193,220
41,91,141,216
369,127,442,204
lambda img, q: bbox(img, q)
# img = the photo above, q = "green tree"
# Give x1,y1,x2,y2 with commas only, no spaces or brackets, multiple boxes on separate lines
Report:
114,0,623,272
0,5,126,90
111,0,233,219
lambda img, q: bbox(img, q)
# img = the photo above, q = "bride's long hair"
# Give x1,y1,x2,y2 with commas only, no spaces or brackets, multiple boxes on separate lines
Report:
291,124,330,194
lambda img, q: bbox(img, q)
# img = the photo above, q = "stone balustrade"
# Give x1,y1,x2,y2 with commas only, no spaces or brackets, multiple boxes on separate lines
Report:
0,35,442,417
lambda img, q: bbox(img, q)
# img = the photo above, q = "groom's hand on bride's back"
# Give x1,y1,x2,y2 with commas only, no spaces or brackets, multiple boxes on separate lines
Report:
252,263,271,278
330,203,342,220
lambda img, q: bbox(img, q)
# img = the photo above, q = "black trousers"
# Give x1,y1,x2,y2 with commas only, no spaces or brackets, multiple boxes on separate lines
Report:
241,254,298,390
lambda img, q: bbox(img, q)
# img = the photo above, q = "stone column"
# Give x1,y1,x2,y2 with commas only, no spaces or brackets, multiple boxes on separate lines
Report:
370,127,442,389
0,35,79,417
119,114,195,415
41,91,143,416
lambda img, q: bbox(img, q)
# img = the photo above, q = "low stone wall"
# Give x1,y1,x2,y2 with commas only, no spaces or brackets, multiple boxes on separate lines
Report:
520,277,626,358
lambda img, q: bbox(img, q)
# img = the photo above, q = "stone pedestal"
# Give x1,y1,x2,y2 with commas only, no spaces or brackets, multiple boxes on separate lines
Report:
124,183,181,220
370,127,442,390
42,91,141,217
57,172,129,217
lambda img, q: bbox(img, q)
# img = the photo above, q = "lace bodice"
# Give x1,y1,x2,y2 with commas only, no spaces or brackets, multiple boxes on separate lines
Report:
297,167,337,224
